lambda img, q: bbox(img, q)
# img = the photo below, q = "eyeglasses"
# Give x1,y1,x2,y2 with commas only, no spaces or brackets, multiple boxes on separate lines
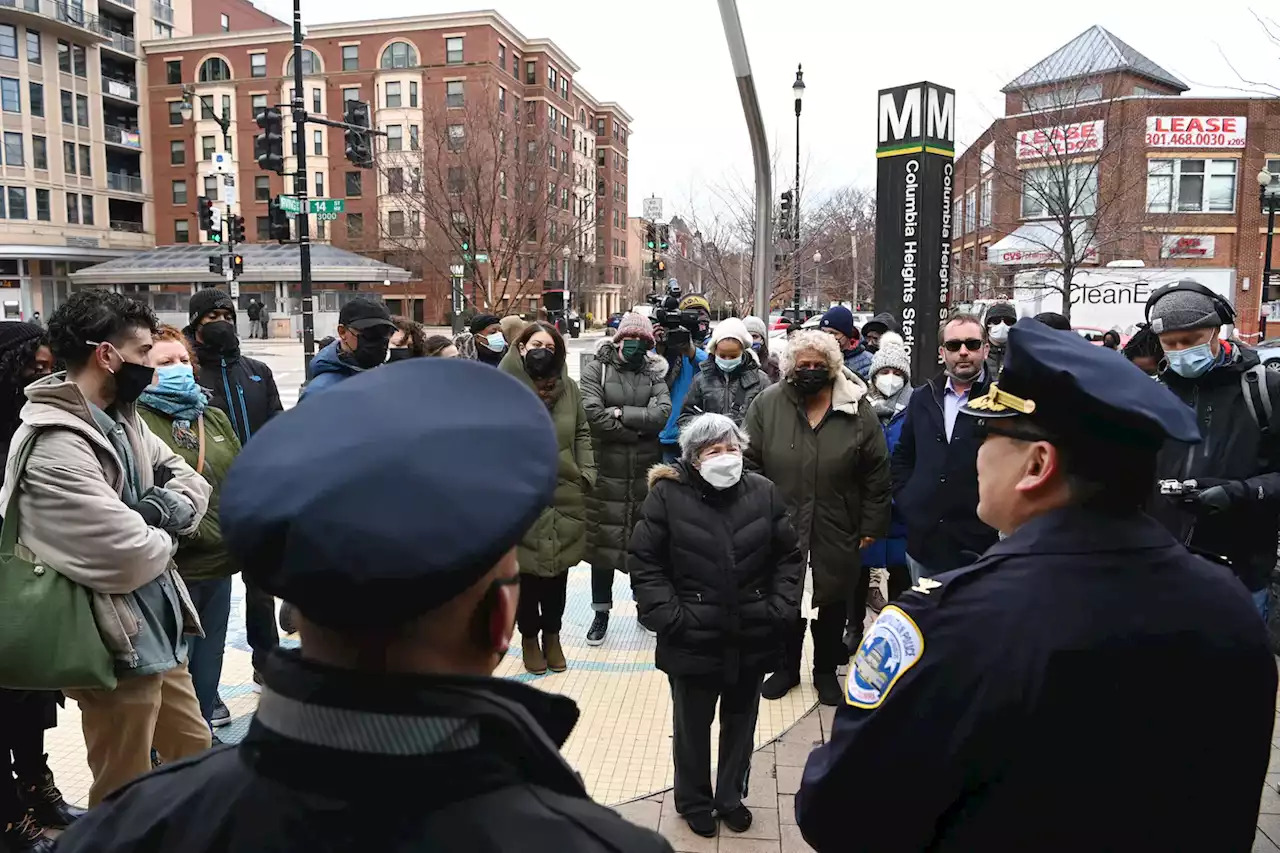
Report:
987,317,1016,327
943,339,984,353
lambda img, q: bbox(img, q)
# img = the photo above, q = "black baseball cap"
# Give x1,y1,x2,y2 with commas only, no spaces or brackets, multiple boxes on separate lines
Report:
339,298,395,332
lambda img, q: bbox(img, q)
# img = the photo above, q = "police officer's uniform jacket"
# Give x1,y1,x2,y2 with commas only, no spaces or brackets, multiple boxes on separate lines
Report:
796,319,1278,853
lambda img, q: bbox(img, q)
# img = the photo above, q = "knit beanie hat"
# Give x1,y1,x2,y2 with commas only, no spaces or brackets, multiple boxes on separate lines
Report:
0,321,43,356
188,288,236,327
743,316,768,340
1147,283,1222,334
819,305,856,339
985,302,1017,324
615,311,655,345
469,313,501,335
869,332,910,381
710,317,751,350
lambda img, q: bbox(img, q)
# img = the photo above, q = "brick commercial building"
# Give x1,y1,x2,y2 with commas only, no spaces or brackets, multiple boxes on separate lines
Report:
143,8,631,326
952,25,1280,336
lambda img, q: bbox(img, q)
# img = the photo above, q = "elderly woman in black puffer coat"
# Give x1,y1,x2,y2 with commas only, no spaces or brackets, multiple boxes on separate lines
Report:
628,412,801,841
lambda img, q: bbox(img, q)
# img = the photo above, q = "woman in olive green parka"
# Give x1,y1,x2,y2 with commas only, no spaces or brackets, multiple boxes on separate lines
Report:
137,326,242,730
499,322,596,676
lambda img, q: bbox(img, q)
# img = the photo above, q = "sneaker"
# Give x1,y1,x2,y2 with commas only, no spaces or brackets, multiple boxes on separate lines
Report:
252,669,264,694
684,811,717,838
719,805,753,833
867,568,890,614
585,612,608,646
814,671,843,707
278,602,298,635
210,697,231,728
638,616,656,638
2,813,55,852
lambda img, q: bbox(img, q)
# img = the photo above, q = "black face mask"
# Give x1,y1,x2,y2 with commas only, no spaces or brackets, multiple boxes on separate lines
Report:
112,357,156,405
200,320,238,353
387,347,413,363
353,334,390,369
792,366,831,396
523,347,557,379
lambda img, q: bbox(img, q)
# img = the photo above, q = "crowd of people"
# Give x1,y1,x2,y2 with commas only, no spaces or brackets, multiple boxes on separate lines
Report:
0,280,1276,851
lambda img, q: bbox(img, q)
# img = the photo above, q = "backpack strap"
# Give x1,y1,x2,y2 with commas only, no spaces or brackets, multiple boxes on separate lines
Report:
1241,364,1273,437
0,432,40,557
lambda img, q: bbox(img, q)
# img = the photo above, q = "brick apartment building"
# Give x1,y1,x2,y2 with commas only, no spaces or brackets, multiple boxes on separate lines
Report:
143,8,631,325
952,25,1280,335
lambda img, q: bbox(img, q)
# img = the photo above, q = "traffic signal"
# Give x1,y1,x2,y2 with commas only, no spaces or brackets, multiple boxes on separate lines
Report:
780,190,794,240
228,215,245,244
197,197,214,232
645,223,656,251
208,254,223,275
656,259,666,274
343,100,373,169
255,108,285,175
231,253,244,277
267,197,291,243
659,225,669,252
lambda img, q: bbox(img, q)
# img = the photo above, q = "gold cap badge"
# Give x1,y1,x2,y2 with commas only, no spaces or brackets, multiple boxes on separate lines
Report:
965,383,1037,416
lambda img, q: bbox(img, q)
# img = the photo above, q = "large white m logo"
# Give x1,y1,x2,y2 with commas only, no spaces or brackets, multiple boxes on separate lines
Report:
927,88,954,143
879,88,920,144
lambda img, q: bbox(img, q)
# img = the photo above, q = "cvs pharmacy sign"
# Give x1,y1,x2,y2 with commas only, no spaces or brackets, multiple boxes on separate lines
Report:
1146,116,1247,148
1016,121,1105,160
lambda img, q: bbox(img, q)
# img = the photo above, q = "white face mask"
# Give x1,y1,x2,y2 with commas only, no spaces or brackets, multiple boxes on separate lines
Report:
699,453,743,490
874,373,905,397
987,323,1010,344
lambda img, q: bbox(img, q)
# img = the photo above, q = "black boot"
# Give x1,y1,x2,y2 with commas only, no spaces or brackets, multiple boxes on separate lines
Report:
17,761,86,830
812,607,849,706
2,813,56,852
762,617,805,700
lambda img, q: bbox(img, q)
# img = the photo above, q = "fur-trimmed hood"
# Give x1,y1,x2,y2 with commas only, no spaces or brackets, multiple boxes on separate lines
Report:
647,462,682,489
595,334,669,381
831,366,869,414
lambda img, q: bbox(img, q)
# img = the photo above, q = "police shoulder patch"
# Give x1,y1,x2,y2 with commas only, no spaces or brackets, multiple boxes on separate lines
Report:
845,605,925,710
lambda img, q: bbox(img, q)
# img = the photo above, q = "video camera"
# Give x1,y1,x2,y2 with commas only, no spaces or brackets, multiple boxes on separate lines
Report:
648,281,701,351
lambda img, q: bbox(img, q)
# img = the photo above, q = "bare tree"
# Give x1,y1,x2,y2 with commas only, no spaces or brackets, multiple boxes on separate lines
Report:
371,82,595,316
985,68,1158,322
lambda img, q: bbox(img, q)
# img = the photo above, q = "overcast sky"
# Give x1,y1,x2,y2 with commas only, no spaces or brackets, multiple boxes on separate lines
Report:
264,0,1275,218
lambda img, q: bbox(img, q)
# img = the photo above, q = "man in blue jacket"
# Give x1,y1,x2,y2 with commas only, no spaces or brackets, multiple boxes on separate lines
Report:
657,322,707,463
890,313,998,579
301,298,396,400
818,306,873,381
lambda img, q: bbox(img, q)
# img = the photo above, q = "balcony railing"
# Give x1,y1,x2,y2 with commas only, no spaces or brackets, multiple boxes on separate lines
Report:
102,77,137,101
103,125,142,149
109,219,144,233
0,0,109,37
106,172,142,193
101,0,135,8
151,1,171,22
104,30,134,53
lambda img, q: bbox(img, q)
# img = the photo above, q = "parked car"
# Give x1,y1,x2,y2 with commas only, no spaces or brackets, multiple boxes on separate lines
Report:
1252,337,1280,371
606,312,624,330
1074,326,1131,348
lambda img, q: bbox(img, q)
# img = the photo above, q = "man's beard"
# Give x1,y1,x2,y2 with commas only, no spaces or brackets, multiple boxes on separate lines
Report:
945,361,980,383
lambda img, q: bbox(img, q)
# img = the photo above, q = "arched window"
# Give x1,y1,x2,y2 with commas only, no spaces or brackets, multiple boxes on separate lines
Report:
197,57,231,83
380,41,417,70
287,49,320,76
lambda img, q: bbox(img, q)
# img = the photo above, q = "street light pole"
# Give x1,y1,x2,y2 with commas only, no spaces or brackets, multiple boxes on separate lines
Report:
290,0,315,371
812,250,822,312
792,65,805,319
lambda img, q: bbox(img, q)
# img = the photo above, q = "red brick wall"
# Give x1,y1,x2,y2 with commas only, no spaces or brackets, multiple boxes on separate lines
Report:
192,0,283,36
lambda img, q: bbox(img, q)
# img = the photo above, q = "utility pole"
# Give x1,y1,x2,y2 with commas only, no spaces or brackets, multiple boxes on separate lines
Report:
792,64,805,318
290,0,314,370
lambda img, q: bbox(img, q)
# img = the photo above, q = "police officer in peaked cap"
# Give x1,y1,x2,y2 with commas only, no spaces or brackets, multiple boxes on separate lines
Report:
56,359,674,853
796,318,1277,853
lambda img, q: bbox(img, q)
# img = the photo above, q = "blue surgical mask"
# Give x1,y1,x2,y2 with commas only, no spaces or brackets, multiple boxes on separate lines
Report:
486,332,506,353
751,341,762,351
152,364,198,397
716,355,742,373
1165,342,1215,379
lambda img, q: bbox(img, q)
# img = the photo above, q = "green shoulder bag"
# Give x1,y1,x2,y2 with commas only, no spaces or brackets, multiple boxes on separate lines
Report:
0,432,118,690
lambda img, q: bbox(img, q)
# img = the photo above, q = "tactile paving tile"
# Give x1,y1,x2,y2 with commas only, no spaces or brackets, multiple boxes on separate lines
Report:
45,566,819,807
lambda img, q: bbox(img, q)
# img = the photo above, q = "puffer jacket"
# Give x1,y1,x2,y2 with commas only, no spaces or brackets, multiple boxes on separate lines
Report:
1,374,211,669
187,332,283,444
301,340,364,399
676,353,769,430
138,402,242,583
861,386,912,569
498,349,597,577
844,344,874,381
580,337,672,574
658,348,708,445
1151,341,1280,591
629,462,802,681
744,367,891,607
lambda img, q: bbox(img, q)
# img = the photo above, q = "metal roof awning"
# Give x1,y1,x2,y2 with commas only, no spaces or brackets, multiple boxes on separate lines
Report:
986,221,1098,267
70,243,411,285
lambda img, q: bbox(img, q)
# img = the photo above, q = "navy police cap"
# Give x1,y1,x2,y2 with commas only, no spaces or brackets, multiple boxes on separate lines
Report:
960,318,1201,448
220,358,559,632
